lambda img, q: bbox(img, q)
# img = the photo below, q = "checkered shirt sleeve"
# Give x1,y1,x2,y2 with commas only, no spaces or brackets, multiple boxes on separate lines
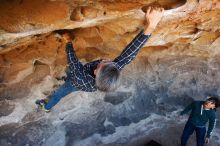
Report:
113,30,151,70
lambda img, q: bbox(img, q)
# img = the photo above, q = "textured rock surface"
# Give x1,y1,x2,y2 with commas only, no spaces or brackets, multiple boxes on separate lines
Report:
0,0,220,146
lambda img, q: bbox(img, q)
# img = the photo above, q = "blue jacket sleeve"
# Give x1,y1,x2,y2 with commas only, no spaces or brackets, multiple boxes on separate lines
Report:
180,102,194,115
206,113,216,138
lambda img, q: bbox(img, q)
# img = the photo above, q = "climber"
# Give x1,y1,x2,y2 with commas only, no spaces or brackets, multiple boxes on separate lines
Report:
180,97,220,146
35,7,164,112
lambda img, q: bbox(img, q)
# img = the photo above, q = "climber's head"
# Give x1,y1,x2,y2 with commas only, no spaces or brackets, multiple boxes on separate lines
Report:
94,60,120,92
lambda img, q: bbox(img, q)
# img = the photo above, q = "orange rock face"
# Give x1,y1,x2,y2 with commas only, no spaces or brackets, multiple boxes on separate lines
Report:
0,0,69,33
0,0,220,99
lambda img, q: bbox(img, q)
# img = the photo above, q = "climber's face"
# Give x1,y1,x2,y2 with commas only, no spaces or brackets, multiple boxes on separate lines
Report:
204,100,216,110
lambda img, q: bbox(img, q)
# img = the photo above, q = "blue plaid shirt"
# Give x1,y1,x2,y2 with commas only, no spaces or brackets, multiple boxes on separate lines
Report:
66,30,151,92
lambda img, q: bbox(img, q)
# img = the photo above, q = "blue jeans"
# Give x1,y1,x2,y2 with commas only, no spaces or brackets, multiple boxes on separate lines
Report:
181,121,206,146
45,73,78,110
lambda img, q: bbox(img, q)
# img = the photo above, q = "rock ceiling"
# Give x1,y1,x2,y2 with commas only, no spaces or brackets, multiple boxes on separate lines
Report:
0,0,219,94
